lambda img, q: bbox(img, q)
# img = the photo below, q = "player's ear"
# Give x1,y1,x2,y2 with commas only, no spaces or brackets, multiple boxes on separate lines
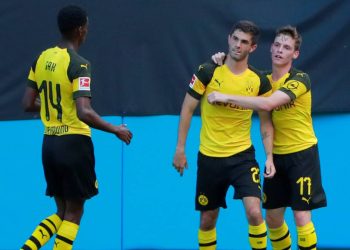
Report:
78,26,84,35
250,44,257,53
293,50,300,59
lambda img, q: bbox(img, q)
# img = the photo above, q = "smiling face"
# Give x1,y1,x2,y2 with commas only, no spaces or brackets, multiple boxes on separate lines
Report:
271,34,299,67
228,29,257,62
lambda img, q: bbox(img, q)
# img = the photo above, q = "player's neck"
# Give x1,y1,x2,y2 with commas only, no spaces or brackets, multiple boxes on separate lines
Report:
225,57,248,75
59,39,80,51
272,63,292,81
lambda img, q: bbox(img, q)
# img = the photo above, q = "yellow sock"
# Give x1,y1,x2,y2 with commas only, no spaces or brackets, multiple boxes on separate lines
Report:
269,221,291,250
297,221,317,250
53,220,79,250
21,214,62,250
249,222,267,250
198,228,216,250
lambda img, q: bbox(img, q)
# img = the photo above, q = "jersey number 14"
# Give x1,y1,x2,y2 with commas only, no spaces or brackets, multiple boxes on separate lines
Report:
38,80,62,122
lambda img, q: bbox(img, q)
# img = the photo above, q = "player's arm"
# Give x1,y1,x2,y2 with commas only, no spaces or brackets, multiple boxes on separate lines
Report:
23,60,40,112
173,93,199,176
208,90,291,111
22,87,40,112
76,97,132,144
257,110,275,178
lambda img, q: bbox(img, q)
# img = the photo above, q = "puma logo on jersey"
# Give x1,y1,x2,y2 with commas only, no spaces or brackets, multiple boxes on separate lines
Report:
214,78,223,86
80,64,88,69
302,196,311,204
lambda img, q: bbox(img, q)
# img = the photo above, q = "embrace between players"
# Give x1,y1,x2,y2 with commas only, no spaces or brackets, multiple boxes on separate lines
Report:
172,21,327,250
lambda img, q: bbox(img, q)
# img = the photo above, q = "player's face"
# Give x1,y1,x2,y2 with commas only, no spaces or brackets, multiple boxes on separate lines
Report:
228,30,257,62
78,19,89,45
271,34,299,66
81,20,89,42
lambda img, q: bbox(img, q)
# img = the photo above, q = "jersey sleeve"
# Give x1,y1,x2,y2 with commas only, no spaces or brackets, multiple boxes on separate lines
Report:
27,58,39,91
279,71,310,100
248,65,272,97
187,62,217,100
258,74,272,97
67,49,92,99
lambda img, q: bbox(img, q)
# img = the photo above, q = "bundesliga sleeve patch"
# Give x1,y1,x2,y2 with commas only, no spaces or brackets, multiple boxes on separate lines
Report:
189,74,197,88
78,77,91,90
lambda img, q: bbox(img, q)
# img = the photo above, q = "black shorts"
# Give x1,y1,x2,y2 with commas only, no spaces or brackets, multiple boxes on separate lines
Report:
263,144,327,210
195,146,262,211
42,134,98,200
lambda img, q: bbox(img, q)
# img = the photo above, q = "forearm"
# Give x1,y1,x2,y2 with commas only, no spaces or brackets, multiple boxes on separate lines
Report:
24,101,40,112
258,111,274,159
22,87,40,112
176,93,198,151
78,107,117,134
176,109,193,152
226,95,273,111
261,127,273,160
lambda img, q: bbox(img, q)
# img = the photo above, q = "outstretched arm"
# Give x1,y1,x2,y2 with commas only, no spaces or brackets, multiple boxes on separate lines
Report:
208,90,291,112
76,97,133,144
172,93,199,176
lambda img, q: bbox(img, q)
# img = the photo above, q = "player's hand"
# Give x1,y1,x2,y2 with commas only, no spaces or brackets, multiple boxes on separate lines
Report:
211,52,226,65
172,149,188,176
264,158,276,179
207,91,227,104
115,124,133,145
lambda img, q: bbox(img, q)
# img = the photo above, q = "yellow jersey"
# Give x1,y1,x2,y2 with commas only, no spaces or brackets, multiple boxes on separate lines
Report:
268,68,317,154
27,46,91,136
188,62,271,157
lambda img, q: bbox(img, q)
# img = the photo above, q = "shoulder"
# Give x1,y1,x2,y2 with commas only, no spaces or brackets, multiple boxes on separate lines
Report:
248,65,269,80
286,68,311,90
31,48,52,72
67,48,91,81
195,62,218,85
248,65,272,94
67,48,90,65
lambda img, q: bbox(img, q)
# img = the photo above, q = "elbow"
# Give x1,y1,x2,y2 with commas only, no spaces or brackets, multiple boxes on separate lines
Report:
77,109,87,122
22,100,33,112
258,101,275,112
259,105,273,112
77,108,93,124
23,105,31,112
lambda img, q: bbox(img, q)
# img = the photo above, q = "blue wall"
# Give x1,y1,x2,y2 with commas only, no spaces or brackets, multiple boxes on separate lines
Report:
1,114,349,250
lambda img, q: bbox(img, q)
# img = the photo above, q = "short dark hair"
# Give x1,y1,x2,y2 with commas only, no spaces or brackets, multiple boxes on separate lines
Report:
276,25,302,50
57,5,88,36
229,20,260,45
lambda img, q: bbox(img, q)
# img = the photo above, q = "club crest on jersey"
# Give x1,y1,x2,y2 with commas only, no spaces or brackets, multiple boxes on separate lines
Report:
287,80,299,90
79,77,91,90
189,74,197,89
